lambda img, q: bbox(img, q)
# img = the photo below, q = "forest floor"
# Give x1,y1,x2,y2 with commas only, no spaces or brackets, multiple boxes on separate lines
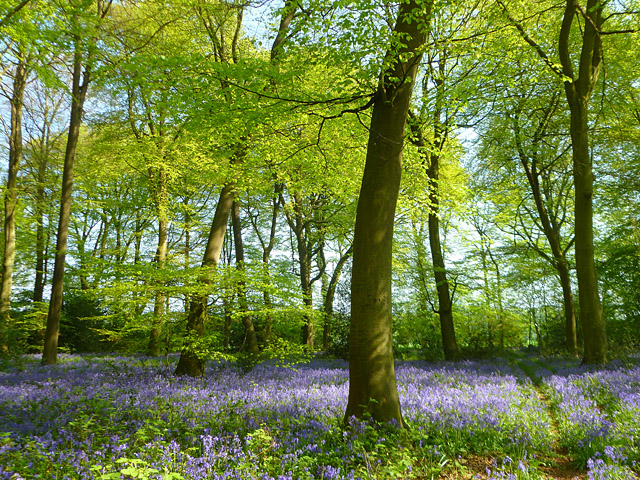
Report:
0,352,638,479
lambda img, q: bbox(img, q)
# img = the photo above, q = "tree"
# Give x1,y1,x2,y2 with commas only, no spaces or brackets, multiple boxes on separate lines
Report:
558,0,607,363
409,51,461,360
345,0,430,425
0,52,27,354
22,80,67,304
42,0,113,365
320,243,352,352
175,0,297,376
0,0,31,28
230,198,259,355
475,81,579,355
496,0,610,363
510,96,578,355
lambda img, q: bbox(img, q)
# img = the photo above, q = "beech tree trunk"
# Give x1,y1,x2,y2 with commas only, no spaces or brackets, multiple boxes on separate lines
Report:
426,138,459,360
345,0,429,425
175,0,296,375
322,246,352,352
296,222,314,347
231,199,259,355
0,55,27,354
260,190,281,344
512,103,578,356
33,169,48,303
42,38,91,366
428,204,459,360
148,164,168,356
559,0,606,363
174,183,235,376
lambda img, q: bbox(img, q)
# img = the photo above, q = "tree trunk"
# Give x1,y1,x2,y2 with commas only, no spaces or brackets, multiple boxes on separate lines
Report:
285,193,315,348
479,240,494,349
298,236,314,348
322,245,352,352
42,39,91,366
557,259,577,353
148,214,168,356
428,56,459,361
559,0,606,363
231,199,259,355
0,55,27,354
183,196,191,313
345,0,428,425
513,105,578,356
425,126,458,360
174,183,235,376
408,51,459,361
487,247,505,350
33,168,47,303
428,208,459,360
570,98,606,363
260,190,281,344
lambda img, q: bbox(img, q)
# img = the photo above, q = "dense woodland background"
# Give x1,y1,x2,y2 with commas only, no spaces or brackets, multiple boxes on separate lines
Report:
0,0,639,367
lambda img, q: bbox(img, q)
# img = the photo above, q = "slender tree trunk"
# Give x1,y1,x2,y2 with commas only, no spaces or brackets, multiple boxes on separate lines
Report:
279,193,316,348
425,133,458,359
148,215,168,356
479,241,494,349
428,208,459,360
513,106,578,355
231,199,259,355
322,245,352,352
133,211,145,316
223,297,232,350
284,193,315,348
0,55,27,354
408,54,459,361
557,259,577,353
428,57,459,361
42,38,91,365
559,0,606,363
174,183,235,376
298,237,314,348
260,190,281,344
33,172,47,303
33,102,59,302
486,247,505,350
183,196,191,313
175,0,295,373
345,0,429,425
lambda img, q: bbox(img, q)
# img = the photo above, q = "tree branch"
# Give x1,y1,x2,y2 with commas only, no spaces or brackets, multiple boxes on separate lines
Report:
0,0,31,28
495,0,565,78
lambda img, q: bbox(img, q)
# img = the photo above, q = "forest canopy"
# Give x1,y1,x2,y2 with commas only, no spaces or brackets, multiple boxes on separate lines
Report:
0,0,639,374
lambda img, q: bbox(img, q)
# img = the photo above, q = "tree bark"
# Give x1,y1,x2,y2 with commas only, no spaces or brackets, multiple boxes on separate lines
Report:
174,183,235,376
231,199,259,355
280,191,316,347
511,103,578,355
428,203,459,360
322,245,352,352
260,190,281,344
33,160,48,303
559,0,606,363
345,0,429,425
42,35,91,365
427,57,459,361
0,54,27,354
294,200,314,348
148,165,168,356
